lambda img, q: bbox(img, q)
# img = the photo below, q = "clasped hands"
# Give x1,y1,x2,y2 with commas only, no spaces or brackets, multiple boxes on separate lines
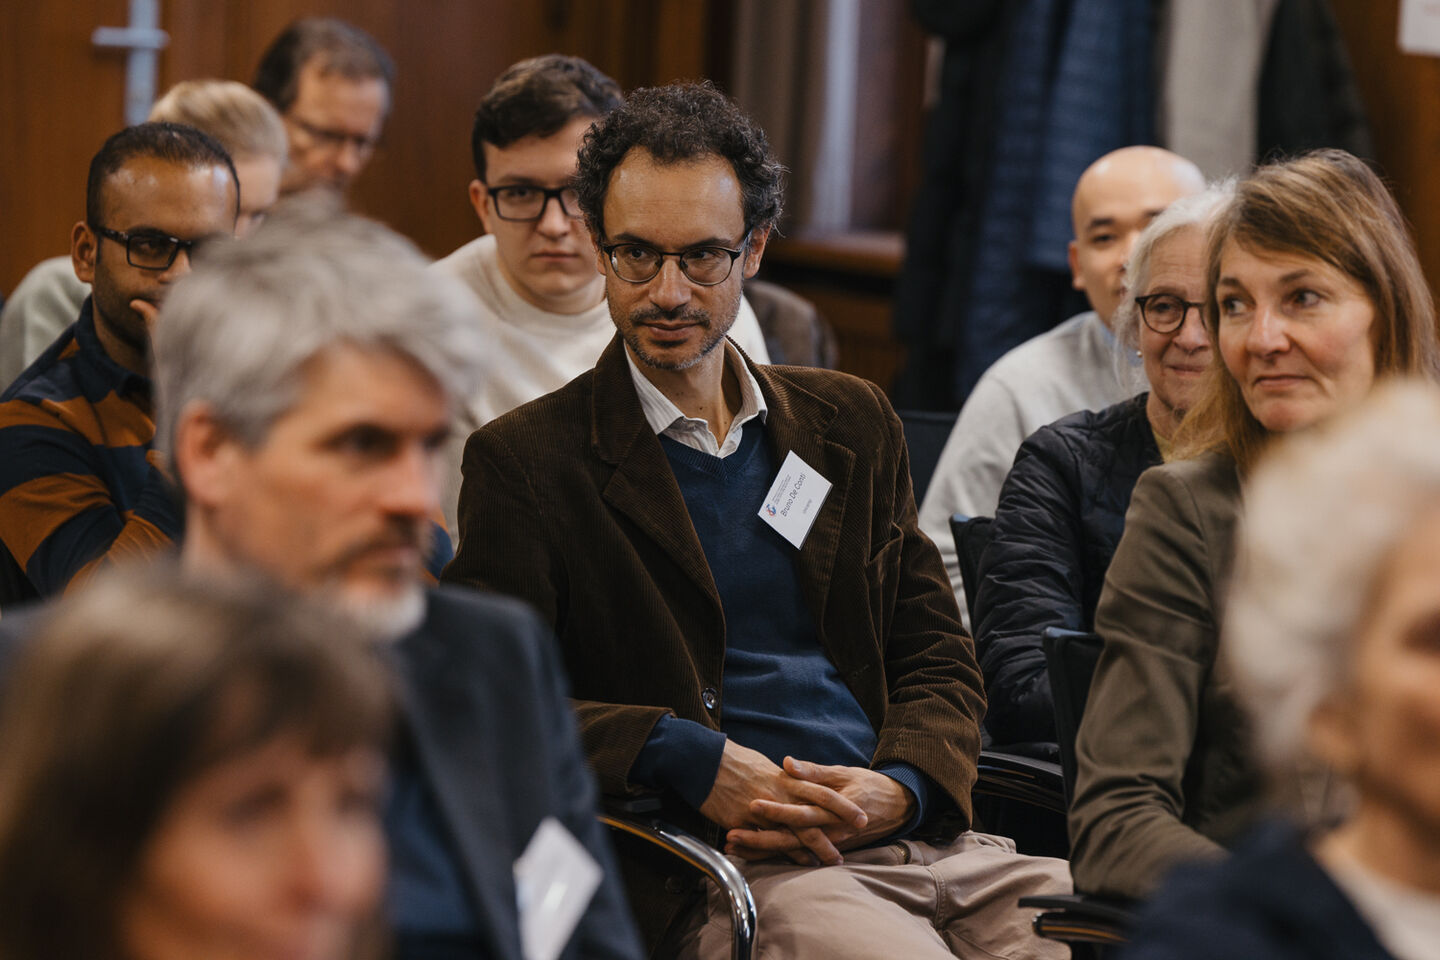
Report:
698,740,915,867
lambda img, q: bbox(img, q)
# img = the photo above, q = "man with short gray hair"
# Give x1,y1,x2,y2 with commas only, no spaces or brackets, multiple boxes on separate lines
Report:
155,197,643,960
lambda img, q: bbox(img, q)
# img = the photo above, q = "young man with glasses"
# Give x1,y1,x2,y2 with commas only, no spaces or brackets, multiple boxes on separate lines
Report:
446,82,1071,960
0,122,237,605
253,17,392,193
431,55,768,537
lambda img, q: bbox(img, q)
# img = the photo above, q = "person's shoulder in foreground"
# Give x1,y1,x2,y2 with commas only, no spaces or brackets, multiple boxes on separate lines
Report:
400,585,644,960
1120,821,1393,960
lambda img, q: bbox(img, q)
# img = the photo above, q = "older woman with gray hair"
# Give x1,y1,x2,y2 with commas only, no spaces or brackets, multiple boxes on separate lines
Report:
972,181,1232,749
1121,380,1440,960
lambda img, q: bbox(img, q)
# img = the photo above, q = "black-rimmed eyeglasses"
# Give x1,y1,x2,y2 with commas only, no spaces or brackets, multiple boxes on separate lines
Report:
600,236,749,286
92,226,227,271
1135,293,1205,334
487,185,583,222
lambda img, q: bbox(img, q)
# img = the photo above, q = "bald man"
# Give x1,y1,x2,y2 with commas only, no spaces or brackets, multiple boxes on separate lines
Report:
918,146,1204,626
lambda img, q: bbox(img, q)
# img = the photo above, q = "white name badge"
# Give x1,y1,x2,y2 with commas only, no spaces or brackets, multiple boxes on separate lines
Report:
513,816,602,960
758,450,832,548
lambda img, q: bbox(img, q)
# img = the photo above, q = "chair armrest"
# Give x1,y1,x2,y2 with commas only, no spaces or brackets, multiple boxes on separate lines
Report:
975,749,1066,814
1016,893,1137,946
598,805,756,960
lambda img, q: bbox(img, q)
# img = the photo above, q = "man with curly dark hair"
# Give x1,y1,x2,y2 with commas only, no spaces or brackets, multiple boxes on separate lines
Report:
446,82,1068,959
431,61,770,539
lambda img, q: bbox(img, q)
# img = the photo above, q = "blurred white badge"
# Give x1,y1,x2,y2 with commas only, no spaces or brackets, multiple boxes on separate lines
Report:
513,817,602,960
1401,0,1440,56
758,450,832,548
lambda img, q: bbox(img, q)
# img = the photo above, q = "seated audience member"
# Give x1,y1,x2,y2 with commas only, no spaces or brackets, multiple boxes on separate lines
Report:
0,566,391,960
432,54,770,537
0,79,287,388
1123,381,1440,960
153,197,643,960
1070,149,1440,900
253,17,392,194
445,81,1069,959
0,123,238,606
974,182,1232,748
919,146,1205,619
148,79,288,235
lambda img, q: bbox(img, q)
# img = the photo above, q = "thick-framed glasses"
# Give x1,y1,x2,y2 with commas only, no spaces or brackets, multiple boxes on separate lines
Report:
92,226,223,271
601,236,749,286
287,115,380,155
1135,293,1205,334
486,185,582,222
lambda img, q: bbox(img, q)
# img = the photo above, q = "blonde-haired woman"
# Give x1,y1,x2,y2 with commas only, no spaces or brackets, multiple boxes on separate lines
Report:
1069,149,1440,899
1124,380,1440,959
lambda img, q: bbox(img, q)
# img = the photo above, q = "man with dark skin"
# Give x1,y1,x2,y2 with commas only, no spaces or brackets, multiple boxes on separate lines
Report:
0,122,237,604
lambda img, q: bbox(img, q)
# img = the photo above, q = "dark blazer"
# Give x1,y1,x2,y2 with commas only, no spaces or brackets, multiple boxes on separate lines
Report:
445,336,985,947
0,587,643,960
391,587,643,959
1120,821,1395,960
974,392,1159,746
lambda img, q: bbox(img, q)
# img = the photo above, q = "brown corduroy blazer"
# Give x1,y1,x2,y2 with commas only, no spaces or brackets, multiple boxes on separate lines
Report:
444,336,984,946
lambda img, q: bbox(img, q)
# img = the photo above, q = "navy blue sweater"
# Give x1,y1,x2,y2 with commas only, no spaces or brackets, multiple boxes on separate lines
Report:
632,422,930,826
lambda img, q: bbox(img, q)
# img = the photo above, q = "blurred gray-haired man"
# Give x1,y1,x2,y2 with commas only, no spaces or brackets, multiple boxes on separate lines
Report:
154,197,643,960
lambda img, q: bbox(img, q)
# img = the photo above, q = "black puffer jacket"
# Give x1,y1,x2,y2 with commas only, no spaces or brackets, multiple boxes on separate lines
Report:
974,392,1159,745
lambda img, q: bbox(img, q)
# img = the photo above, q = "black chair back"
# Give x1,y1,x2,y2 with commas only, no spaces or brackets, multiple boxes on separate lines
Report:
1042,627,1103,804
897,409,957,503
948,513,993,627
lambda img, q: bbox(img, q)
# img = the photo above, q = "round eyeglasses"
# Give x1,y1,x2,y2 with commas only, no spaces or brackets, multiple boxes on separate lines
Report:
1135,292,1205,334
601,236,749,286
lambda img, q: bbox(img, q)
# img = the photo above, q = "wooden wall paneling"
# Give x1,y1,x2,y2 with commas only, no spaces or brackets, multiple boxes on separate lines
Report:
850,0,928,231
760,232,907,392
347,0,508,260
1,1,132,293
1328,0,1440,302
651,0,712,84
3,0,736,292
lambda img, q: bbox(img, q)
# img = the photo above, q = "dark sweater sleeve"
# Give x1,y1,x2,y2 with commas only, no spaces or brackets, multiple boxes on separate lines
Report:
972,426,1086,744
629,715,727,811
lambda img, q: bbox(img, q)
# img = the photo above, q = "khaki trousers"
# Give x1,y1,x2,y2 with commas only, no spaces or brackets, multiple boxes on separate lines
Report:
671,832,1071,960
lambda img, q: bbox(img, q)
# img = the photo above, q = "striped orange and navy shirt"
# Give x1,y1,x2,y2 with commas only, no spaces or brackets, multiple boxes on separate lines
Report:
0,299,181,606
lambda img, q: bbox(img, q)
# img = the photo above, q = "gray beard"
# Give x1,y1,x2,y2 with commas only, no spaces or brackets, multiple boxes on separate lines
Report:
331,584,427,642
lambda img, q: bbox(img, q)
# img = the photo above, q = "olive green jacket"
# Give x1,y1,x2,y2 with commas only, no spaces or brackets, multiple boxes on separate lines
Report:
1069,453,1265,899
